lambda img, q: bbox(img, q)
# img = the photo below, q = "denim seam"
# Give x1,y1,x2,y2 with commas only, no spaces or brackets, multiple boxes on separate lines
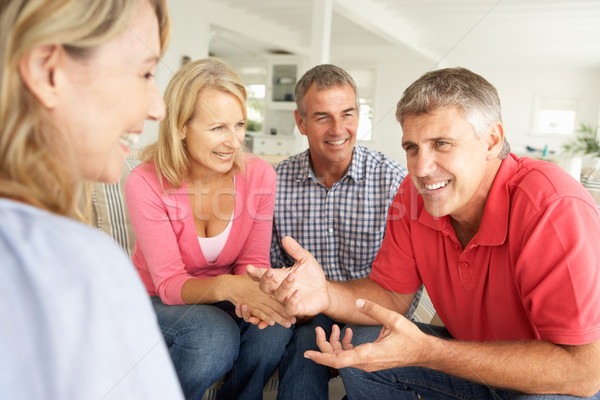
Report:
399,377,485,400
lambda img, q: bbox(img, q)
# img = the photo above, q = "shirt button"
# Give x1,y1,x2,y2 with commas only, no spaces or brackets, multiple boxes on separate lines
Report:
460,262,469,269
328,227,334,233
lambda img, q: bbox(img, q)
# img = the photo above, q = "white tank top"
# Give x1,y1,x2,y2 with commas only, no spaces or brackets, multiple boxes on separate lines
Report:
198,178,235,263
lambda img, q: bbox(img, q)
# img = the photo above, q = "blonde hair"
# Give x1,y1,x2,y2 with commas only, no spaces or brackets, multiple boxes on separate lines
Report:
143,57,248,188
0,0,171,218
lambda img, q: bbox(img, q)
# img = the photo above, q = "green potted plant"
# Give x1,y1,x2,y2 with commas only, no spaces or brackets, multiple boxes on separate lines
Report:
562,123,600,158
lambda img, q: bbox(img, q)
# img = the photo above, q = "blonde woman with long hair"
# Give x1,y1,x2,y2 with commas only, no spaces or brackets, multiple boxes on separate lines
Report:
125,57,293,399
0,0,183,398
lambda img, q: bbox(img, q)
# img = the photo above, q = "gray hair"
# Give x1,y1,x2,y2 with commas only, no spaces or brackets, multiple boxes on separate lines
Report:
295,64,359,120
396,67,510,159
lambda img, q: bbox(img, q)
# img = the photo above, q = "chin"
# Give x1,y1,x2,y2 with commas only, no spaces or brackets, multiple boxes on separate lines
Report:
92,154,125,184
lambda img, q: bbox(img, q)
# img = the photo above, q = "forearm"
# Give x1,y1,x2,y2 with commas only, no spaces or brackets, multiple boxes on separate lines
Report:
425,338,600,397
181,274,240,305
326,278,413,325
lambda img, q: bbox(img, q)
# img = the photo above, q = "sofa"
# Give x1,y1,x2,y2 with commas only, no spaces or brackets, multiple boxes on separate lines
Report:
87,156,439,399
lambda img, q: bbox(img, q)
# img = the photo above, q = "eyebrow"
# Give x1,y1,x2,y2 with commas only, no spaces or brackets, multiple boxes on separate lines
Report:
402,136,454,147
311,107,356,117
142,55,160,64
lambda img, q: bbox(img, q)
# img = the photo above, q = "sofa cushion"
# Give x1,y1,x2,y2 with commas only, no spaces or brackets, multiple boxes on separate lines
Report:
89,158,140,257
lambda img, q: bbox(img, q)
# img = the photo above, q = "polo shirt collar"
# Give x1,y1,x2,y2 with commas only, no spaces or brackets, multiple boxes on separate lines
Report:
418,153,518,246
295,145,362,183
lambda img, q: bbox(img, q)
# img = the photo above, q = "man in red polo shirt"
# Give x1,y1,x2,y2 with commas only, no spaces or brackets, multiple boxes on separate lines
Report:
246,67,600,398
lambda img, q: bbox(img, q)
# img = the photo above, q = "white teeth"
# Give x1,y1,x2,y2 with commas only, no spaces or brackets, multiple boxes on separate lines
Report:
214,152,232,157
327,139,346,145
120,133,139,147
424,181,449,190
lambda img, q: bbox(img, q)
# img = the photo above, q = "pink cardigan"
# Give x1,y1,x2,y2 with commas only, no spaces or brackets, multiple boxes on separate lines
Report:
125,155,276,305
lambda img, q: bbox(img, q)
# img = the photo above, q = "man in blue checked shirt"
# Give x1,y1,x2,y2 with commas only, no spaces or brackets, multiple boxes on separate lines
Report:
269,64,420,400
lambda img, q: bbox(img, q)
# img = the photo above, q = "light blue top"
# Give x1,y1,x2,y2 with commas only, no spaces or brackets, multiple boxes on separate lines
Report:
0,199,183,399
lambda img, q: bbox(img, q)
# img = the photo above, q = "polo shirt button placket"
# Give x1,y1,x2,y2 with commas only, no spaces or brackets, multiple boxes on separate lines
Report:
459,262,475,289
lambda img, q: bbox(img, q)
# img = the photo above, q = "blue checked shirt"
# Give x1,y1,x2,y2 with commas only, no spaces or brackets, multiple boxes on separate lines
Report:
271,145,407,281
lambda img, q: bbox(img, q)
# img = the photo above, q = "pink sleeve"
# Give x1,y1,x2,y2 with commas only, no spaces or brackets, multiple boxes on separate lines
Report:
125,166,191,305
233,159,276,274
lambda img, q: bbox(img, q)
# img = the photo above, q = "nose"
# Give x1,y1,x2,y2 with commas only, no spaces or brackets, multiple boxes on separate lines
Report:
411,149,436,178
331,117,345,136
224,126,243,150
147,82,166,121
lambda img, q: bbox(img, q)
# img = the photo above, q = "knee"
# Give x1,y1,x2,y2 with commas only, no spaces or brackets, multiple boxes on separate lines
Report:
287,323,325,352
243,323,293,355
172,306,240,357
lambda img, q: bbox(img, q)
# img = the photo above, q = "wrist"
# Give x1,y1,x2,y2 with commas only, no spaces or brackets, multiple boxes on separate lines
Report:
219,274,241,304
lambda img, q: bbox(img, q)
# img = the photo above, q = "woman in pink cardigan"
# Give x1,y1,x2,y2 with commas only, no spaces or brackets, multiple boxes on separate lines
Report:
125,58,293,400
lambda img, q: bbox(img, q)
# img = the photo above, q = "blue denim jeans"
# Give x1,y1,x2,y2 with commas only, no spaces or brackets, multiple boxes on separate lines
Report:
151,297,293,400
276,313,340,400
340,323,600,400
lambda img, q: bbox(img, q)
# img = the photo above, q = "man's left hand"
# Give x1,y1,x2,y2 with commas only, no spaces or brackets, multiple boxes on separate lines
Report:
304,299,433,372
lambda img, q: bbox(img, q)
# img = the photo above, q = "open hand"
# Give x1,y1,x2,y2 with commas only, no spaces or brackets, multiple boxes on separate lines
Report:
247,236,330,317
304,299,430,371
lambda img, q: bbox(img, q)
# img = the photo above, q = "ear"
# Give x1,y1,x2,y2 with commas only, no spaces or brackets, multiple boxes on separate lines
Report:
486,121,504,160
294,109,308,136
18,45,61,109
179,125,187,140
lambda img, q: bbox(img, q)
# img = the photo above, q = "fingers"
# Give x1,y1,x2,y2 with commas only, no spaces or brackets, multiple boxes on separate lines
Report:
281,236,308,264
240,301,295,328
246,264,266,282
314,326,335,354
304,347,360,370
257,269,291,295
342,327,354,350
273,272,298,305
355,299,405,330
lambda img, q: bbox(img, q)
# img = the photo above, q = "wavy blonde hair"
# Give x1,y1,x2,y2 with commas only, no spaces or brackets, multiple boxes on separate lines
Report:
143,57,248,188
0,0,171,218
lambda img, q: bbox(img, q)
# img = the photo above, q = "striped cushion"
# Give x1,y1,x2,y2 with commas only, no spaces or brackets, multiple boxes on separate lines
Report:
89,158,140,257
411,287,437,324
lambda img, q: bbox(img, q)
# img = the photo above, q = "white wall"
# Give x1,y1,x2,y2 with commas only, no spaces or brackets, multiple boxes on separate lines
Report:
137,2,600,172
354,56,600,168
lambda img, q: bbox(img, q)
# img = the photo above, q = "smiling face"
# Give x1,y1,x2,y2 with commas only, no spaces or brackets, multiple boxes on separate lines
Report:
52,0,164,183
183,88,245,178
401,107,503,226
295,83,358,176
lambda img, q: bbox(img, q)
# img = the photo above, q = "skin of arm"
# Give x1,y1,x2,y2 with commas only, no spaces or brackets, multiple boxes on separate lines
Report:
306,299,600,398
181,274,294,329
245,236,416,325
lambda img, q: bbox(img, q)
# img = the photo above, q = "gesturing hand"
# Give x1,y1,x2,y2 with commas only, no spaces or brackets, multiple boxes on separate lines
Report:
304,299,431,372
228,275,295,329
247,236,330,318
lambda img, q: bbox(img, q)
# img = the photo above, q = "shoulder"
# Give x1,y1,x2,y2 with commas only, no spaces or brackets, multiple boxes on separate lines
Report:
510,157,596,208
274,150,307,174
1,200,132,278
128,161,158,185
359,146,406,173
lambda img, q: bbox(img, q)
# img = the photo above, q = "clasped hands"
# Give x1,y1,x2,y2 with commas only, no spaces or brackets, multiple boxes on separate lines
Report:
238,236,431,371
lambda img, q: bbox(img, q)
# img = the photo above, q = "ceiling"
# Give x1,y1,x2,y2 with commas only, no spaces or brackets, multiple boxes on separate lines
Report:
205,0,600,70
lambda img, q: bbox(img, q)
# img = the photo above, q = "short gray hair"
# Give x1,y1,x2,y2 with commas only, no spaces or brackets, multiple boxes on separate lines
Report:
295,64,359,120
396,67,510,159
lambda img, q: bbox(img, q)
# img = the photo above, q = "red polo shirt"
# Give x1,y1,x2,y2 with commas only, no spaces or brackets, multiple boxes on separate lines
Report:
370,154,600,344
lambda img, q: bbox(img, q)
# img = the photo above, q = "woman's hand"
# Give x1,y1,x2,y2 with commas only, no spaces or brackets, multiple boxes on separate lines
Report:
228,274,295,329
246,236,330,317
